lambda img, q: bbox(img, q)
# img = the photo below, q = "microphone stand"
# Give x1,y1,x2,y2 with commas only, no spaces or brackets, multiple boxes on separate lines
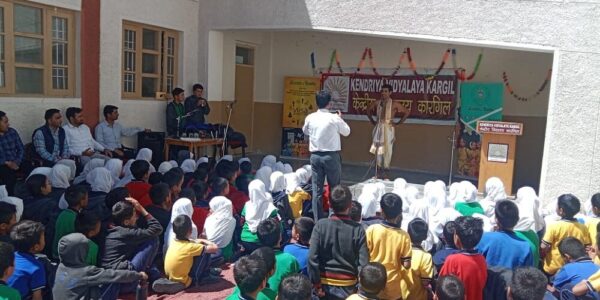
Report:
222,101,235,156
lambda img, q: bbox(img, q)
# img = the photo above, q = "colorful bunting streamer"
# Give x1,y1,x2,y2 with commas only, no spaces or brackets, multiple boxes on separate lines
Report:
452,49,483,81
390,50,407,77
503,69,552,101
406,47,451,79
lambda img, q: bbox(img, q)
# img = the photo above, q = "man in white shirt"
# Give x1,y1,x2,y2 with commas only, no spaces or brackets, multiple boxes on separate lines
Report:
63,107,112,165
302,90,351,220
95,105,149,159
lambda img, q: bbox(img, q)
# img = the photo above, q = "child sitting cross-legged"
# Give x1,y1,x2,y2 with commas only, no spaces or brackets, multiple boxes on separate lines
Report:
346,262,388,300
283,217,314,276
52,233,147,299
551,237,599,291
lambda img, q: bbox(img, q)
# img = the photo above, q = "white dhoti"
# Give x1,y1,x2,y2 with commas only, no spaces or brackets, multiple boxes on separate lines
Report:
369,99,395,168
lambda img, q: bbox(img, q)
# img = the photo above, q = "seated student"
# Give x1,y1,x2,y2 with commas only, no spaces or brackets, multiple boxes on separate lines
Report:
586,193,600,250
229,247,277,300
0,241,20,300
100,199,163,298
256,218,299,293
163,215,219,288
125,160,152,207
269,172,293,240
53,185,88,259
477,200,534,268
346,262,387,300
7,220,46,300
204,196,236,261
75,211,102,266
236,159,254,196
22,174,56,225
241,180,279,255
192,181,209,208
163,169,184,203
148,172,163,185
434,221,460,272
145,183,173,237
284,173,311,220
454,184,484,216
52,233,146,300
552,237,599,290
541,194,591,275
365,193,411,300
278,273,312,300
439,216,487,300
217,161,249,215
435,275,465,300
283,217,314,276
180,159,197,188
308,185,369,300
103,187,130,222
295,166,312,199
358,184,383,228
85,167,113,219
406,218,434,300
227,255,269,300
509,267,550,300
0,202,17,243
349,200,362,224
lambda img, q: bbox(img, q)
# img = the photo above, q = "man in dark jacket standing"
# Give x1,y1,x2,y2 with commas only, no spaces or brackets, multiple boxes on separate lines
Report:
166,88,186,137
184,83,210,129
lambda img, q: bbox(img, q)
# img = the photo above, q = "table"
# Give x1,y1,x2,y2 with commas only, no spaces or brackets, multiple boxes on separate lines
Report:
164,138,224,161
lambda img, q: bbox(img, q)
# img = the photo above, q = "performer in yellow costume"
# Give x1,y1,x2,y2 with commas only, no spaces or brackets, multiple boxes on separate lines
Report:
367,84,410,179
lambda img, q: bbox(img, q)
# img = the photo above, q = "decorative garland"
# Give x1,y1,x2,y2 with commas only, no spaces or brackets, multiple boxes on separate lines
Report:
367,48,380,75
406,47,451,79
452,49,483,81
355,48,369,73
327,50,336,74
390,50,407,77
502,69,552,101
310,52,317,75
335,50,344,74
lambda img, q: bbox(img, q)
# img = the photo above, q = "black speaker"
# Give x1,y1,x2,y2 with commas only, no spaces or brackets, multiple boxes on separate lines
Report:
137,131,165,168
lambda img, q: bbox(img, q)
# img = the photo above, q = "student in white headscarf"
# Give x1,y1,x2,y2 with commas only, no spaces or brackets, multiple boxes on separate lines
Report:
55,159,77,181
269,172,291,231
260,155,276,168
406,195,437,251
136,148,156,173
358,184,382,227
270,172,286,194
454,181,484,216
158,161,173,174
73,158,105,184
240,180,277,255
513,186,543,266
164,197,198,255
480,177,508,220
181,159,197,174
169,160,179,168
105,159,123,184
203,196,236,261
85,168,114,219
296,166,312,195
255,166,272,190
283,164,293,174
392,178,407,200
284,173,310,219
27,167,52,180
447,182,463,207
273,162,285,173
0,186,23,222
50,164,71,190
219,155,233,162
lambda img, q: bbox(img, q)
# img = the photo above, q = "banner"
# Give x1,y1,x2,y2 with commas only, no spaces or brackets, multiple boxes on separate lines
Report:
282,77,321,128
457,82,504,177
321,73,457,123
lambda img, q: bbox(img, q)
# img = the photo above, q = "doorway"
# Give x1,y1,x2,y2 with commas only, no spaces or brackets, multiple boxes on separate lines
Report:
232,45,255,152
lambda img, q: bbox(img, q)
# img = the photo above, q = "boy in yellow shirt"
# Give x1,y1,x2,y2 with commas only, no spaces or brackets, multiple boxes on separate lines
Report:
541,194,591,275
405,219,434,300
163,215,219,288
586,193,600,249
366,193,412,300
346,262,387,300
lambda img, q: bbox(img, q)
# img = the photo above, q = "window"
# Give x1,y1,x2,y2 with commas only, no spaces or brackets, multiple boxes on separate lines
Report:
122,21,179,99
0,1,75,96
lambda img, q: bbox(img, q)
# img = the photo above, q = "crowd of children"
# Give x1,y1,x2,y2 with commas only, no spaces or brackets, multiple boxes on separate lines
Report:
2,152,600,300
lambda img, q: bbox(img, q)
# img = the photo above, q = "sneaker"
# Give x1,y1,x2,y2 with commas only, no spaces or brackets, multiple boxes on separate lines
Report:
209,267,222,276
152,278,185,294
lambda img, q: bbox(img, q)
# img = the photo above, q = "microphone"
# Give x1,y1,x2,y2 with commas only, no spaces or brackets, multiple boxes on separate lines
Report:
227,100,237,109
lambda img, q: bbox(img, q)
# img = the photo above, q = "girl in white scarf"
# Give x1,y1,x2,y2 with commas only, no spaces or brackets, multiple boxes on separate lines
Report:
196,157,209,166
105,159,123,184
283,172,309,218
295,168,311,186
86,168,114,193
245,180,277,233
27,167,52,180
164,198,198,255
283,164,294,174
269,172,286,193
158,161,173,174
136,148,156,173
447,182,463,207
50,164,71,189
0,186,23,222
358,184,379,220
392,178,407,200
73,158,104,184
115,159,135,188
255,166,272,190
260,155,276,168
406,196,437,250
181,159,197,173
273,162,285,173
514,186,544,233
481,177,508,220
204,196,236,249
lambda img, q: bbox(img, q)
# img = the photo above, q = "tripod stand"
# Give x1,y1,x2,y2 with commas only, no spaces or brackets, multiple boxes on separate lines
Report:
221,100,236,156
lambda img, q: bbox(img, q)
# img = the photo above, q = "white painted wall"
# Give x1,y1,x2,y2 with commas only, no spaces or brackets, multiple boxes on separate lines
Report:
99,0,201,146
198,0,600,204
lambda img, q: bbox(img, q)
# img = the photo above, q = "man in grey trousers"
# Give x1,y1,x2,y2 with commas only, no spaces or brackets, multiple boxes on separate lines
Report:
302,91,351,220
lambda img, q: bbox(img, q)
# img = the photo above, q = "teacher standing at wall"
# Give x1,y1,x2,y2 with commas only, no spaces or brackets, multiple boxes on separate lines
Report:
302,91,351,220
